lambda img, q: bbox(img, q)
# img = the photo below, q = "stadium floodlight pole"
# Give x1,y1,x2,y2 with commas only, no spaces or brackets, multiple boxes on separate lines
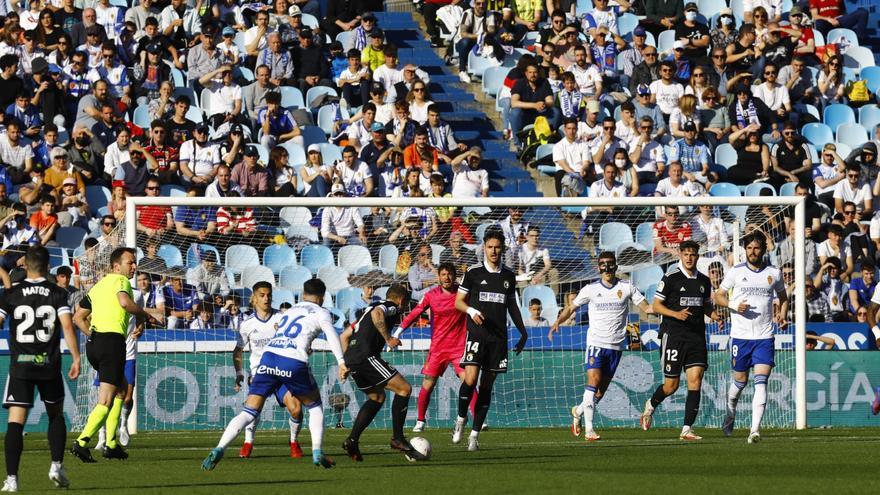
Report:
124,195,807,430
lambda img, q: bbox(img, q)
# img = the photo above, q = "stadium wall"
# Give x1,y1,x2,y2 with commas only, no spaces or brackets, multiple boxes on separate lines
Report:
6,352,877,431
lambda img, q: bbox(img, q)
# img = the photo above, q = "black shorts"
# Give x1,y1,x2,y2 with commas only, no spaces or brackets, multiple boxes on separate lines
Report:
459,333,508,373
348,356,399,391
3,374,64,409
660,333,708,377
86,332,127,388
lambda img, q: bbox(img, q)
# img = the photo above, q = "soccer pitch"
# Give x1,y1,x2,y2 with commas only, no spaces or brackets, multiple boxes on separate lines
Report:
7,428,880,493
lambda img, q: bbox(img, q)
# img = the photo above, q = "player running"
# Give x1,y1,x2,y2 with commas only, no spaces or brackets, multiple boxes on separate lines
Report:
71,247,164,463
714,231,787,443
1,247,81,492
233,282,305,459
641,240,720,440
454,229,528,451
202,279,347,470
395,262,476,433
548,251,652,441
340,283,427,461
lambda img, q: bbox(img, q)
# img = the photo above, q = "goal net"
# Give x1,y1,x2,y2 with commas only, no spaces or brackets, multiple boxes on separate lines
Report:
72,196,806,432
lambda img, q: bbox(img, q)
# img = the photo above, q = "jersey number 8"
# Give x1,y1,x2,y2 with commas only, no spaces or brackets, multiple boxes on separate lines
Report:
15,305,57,344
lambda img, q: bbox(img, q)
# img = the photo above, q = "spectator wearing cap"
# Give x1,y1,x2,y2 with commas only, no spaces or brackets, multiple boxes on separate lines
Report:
231,146,270,197
0,55,24,111
190,249,230,302
180,123,221,186
0,122,34,185
810,0,869,40
619,25,649,86
300,144,332,197
92,45,131,107
187,26,222,92
19,29,45,77
243,65,278,124
334,145,373,197
116,144,157,196
669,119,712,186
666,39,693,85
258,91,302,151
321,183,367,249
134,44,172,107
55,174,89,228
851,142,878,184
361,29,386,72
630,84,666,140
204,163,242,198
782,7,819,65
768,121,812,190
257,32,295,86
219,123,247,167
674,2,709,63
135,19,177,64
199,64,245,128
337,48,371,108
160,0,193,50
710,8,739,52
510,62,558,147
349,12,377,51
328,41,347,82
30,57,66,129
216,26,241,66
359,121,395,195
456,0,498,83
292,27,332,97
29,195,59,246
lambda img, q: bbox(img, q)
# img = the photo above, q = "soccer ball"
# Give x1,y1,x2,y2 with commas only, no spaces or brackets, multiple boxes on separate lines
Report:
405,437,432,462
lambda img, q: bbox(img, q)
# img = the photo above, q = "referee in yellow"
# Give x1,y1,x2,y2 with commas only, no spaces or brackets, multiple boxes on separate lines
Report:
70,247,164,462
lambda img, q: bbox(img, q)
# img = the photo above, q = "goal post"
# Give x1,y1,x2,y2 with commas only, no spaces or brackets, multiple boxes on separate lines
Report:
98,195,807,432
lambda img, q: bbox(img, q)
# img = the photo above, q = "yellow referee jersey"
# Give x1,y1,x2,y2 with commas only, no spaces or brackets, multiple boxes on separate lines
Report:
87,273,133,336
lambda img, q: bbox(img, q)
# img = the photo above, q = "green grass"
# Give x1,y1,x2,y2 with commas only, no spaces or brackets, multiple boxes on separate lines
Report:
6,427,880,494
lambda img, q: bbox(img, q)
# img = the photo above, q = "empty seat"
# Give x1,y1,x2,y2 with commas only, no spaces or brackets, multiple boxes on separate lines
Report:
598,222,634,252
157,244,184,267
55,227,87,250
279,265,312,293
378,244,399,274
317,266,350,294
632,266,663,293
300,244,334,275
337,245,373,273
240,265,276,289
225,244,260,275
263,244,297,275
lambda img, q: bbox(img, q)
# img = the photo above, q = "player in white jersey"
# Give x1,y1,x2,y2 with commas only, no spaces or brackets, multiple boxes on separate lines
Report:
232,282,304,459
202,279,347,470
714,231,788,444
548,252,652,441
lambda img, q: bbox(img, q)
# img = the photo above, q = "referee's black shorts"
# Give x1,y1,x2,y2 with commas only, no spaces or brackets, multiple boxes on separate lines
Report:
86,332,127,388
660,332,708,378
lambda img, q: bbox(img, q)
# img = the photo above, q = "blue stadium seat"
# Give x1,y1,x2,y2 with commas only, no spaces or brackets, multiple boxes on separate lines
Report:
271,288,296,309
279,206,312,227
300,244,334,275
709,182,741,197
186,243,221,268
779,182,798,196
378,244,398,274
467,52,497,79
132,105,150,128
617,13,639,37
836,123,869,149
802,123,834,149
225,244,260,275
305,86,337,109
698,0,726,18
234,66,254,83
337,245,372,273
644,283,658,304
317,266,350,294
157,244,184,267
714,143,737,169
844,46,875,69
826,28,858,48
85,185,111,211
241,265,276,289
263,244,297,275
282,141,307,167
859,105,880,132
745,182,776,197
803,104,821,121
824,104,856,130
632,266,663,293
286,225,319,243
279,265,312,293
657,30,675,53
185,106,204,124
317,104,342,136
55,227,87,250
280,86,305,109
299,126,327,148
482,66,507,97
598,222,634,252
335,287,364,314
635,222,655,251
335,31,354,48
318,142,343,163
862,67,880,94
522,285,557,312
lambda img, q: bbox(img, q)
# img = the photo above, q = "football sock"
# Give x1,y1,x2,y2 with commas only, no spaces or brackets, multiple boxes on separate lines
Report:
77,403,110,447
727,379,747,413
751,375,768,433
47,413,66,462
5,422,23,476
120,403,132,430
649,385,668,409
582,386,596,432
104,397,124,449
217,407,258,450
684,390,701,427
391,394,410,441
469,388,479,416
289,416,302,443
457,383,475,419
349,399,382,442
471,386,492,433
306,402,324,452
244,414,260,443
417,386,431,422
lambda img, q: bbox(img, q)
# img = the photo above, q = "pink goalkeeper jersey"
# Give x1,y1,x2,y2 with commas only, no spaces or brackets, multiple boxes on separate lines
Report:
400,285,466,354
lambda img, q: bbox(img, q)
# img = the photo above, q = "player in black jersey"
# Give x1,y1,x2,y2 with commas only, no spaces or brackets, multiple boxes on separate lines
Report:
453,229,528,451
339,283,426,462
1,247,81,492
640,240,720,441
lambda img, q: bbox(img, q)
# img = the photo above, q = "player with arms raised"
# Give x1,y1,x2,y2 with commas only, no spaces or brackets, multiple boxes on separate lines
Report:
454,229,528,451
1,247,81,492
340,284,426,461
641,240,719,440
714,231,787,443
548,251,652,441
202,279,346,470
233,282,305,459
395,262,475,433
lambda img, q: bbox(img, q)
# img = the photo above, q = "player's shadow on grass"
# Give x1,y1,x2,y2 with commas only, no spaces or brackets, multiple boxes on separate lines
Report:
82,479,325,490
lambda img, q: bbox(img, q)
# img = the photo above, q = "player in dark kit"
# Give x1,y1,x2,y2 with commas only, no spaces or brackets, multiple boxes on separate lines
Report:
640,240,720,440
453,229,528,451
1,246,81,492
339,283,427,461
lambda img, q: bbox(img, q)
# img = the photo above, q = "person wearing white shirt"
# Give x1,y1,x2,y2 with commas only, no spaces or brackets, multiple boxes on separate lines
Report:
553,118,593,197
372,63,402,103
751,62,790,118
589,117,628,167
833,164,873,216
692,205,729,272
179,125,221,186
95,0,122,40
333,146,373,197
649,61,684,116
812,143,846,203
243,10,273,59
629,116,665,184
517,225,557,290
321,184,367,248
817,224,854,280
614,102,639,146
577,100,603,143
581,162,628,236
450,148,489,198
568,46,602,97
199,65,243,128
654,162,703,216
743,0,783,23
